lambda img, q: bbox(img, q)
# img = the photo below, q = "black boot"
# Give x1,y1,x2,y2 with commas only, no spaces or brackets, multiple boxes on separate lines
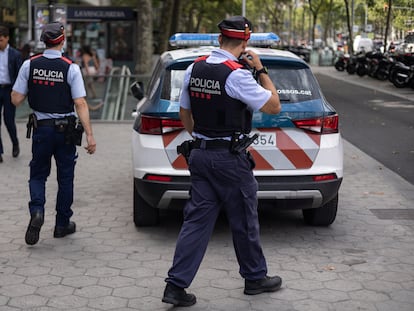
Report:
12,144,20,158
25,211,44,245
54,221,76,238
162,282,196,307
244,275,282,295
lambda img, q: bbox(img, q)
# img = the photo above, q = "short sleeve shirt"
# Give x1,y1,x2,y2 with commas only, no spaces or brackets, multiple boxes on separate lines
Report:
180,48,271,111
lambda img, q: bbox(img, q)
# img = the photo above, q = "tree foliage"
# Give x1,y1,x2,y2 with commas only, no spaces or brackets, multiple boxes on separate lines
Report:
101,0,414,72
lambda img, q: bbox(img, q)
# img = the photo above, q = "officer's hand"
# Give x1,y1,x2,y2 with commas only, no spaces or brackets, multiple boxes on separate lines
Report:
241,50,263,70
85,135,96,154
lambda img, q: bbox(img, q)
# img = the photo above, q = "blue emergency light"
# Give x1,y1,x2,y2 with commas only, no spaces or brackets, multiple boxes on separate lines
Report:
169,32,280,47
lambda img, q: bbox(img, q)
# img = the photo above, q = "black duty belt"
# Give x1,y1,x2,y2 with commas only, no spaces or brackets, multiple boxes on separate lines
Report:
37,118,70,127
0,84,11,88
193,139,231,150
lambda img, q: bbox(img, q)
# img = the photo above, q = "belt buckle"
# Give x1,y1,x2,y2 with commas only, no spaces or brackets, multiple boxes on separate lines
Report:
55,119,68,132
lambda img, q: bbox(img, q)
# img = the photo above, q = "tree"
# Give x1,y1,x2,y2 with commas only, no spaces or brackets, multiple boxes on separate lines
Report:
135,0,153,74
343,0,353,54
308,0,324,45
383,0,392,51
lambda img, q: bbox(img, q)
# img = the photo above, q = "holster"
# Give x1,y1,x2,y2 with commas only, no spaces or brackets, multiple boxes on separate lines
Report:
230,133,258,154
177,140,194,164
26,113,37,139
65,117,84,146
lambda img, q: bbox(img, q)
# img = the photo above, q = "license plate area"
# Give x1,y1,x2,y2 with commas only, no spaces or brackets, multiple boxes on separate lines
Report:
251,132,276,148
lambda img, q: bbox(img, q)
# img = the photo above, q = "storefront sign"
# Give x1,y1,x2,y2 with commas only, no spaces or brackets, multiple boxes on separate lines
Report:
2,8,16,24
67,7,134,21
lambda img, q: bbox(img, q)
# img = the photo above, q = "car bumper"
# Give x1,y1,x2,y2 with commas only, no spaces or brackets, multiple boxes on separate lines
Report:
134,175,342,210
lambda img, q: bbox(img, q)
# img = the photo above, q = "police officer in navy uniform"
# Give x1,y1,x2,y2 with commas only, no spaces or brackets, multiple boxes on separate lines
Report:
0,25,23,163
11,22,96,246
162,16,282,307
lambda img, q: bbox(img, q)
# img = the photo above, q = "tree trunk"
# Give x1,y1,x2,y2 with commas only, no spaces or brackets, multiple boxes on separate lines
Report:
157,0,174,54
384,0,392,51
135,0,153,74
344,0,353,54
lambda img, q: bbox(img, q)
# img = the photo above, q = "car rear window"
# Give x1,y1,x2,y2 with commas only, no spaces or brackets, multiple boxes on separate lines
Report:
161,69,186,102
161,61,321,104
267,66,320,103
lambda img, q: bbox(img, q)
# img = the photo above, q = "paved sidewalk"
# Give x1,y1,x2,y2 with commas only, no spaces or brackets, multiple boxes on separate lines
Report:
0,119,413,311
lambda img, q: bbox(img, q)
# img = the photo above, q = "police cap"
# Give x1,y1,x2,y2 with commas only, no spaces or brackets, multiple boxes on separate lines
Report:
217,16,252,41
40,22,65,45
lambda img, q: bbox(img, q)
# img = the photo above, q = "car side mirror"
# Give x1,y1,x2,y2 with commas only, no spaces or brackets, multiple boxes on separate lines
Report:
130,81,144,100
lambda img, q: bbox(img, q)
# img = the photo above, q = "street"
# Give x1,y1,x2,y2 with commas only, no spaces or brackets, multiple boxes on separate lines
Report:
315,71,414,185
0,110,414,310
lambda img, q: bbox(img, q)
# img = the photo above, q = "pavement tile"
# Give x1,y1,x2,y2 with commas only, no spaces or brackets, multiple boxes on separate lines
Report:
0,69,414,309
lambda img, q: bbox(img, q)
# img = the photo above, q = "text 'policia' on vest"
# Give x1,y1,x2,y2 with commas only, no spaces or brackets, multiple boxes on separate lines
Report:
28,54,74,114
189,56,252,138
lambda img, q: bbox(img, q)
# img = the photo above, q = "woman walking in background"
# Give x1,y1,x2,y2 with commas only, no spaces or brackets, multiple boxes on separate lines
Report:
80,46,99,99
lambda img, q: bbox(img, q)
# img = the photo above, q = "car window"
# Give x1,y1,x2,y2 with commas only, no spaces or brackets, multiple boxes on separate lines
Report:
159,61,320,105
405,34,414,43
161,69,186,102
268,66,320,103
146,60,163,101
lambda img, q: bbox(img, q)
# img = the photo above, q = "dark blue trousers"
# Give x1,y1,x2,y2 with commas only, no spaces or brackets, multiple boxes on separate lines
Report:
29,125,77,227
166,148,267,289
0,86,18,155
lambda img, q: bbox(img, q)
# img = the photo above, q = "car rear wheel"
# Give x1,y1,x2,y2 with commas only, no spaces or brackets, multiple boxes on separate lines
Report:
302,194,338,226
133,181,159,227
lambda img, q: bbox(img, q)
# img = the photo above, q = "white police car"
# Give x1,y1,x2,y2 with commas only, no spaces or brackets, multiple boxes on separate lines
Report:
131,33,343,227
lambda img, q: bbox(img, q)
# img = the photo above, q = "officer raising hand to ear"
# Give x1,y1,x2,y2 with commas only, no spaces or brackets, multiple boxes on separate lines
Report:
11,21,96,246
163,16,282,307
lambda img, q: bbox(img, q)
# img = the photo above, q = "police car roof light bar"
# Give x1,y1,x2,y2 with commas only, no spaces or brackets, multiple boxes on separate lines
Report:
169,33,280,48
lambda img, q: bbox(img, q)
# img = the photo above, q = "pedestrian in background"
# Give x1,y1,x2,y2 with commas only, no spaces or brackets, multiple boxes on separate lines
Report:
11,21,96,246
162,16,282,307
0,25,22,163
80,45,99,99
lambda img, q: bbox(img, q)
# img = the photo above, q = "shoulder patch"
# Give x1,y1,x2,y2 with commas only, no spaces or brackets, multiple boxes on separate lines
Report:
61,56,73,64
30,53,43,61
223,60,243,70
194,55,209,63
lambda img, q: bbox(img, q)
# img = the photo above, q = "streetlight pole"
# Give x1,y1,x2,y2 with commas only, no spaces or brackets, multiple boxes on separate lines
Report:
28,0,32,41
48,0,55,22
242,0,246,17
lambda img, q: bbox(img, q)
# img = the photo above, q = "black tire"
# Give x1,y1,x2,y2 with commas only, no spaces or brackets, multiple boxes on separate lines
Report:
375,69,388,81
133,181,159,227
356,65,366,77
390,70,409,88
302,194,338,226
346,63,356,74
335,62,345,71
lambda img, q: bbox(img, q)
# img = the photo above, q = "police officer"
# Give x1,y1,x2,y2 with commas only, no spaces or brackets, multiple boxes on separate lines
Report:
0,25,22,162
162,16,282,307
11,22,96,246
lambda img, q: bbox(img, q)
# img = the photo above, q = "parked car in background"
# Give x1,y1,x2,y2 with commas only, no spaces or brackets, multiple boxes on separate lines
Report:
404,33,414,52
130,33,343,227
353,36,373,53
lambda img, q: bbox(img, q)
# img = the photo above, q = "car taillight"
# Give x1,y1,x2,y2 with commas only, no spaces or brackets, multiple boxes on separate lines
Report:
140,115,184,134
313,173,337,182
293,114,338,134
144,174,173,182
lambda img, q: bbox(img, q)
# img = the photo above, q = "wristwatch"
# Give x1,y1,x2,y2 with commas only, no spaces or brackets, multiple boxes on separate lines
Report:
255,67,268,79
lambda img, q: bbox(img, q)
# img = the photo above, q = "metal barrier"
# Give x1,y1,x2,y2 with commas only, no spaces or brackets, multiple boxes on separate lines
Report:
16,67,144,121
100,65,131,120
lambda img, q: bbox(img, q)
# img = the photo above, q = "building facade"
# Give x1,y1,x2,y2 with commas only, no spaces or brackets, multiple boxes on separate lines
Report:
1,0,136,69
